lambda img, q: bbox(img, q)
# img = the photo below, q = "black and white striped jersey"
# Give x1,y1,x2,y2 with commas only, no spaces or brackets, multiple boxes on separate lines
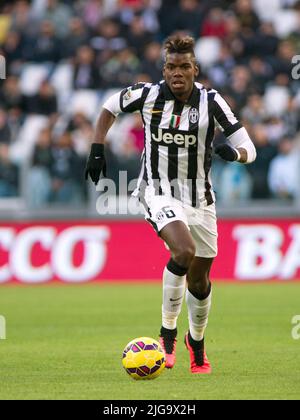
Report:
103,81,244,208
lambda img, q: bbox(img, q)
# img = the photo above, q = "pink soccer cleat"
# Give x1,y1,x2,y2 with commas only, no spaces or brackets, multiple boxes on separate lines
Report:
184,332,212,374
159,327,177,369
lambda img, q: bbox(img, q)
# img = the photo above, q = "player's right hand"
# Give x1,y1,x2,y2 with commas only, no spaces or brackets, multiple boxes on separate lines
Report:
85,143,106,185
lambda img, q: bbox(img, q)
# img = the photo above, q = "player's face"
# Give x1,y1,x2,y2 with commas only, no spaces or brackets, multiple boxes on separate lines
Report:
163,53,199,100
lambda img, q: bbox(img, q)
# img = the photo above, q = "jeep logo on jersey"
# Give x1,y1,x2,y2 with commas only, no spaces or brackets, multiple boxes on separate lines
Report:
151,128,197,148
189,108,199,124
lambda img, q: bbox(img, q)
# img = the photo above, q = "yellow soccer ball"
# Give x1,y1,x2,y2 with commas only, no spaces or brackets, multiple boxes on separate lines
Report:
122,337,165,380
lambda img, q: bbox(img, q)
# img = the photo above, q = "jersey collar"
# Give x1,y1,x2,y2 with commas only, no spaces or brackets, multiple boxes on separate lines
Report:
161,81,199,105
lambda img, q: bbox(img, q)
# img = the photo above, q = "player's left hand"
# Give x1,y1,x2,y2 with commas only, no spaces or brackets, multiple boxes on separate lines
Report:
215,144,239,162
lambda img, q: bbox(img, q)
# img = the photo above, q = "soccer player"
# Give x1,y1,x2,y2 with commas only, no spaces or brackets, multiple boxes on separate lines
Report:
85,35,256,374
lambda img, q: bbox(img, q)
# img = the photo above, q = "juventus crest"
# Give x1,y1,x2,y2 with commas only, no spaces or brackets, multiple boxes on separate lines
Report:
189,108,199,124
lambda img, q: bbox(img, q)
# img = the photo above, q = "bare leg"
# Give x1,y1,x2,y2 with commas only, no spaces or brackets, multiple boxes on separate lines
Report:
187,257,214,299
160,221,196,268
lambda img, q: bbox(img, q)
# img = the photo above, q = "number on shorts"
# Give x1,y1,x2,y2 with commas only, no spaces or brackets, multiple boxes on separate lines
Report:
162,207,176,219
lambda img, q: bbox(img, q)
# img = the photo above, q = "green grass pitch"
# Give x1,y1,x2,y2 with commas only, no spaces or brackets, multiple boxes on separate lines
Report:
0,282,300,400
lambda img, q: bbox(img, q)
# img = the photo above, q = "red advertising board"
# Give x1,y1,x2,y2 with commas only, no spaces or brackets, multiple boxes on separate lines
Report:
0,220,300,284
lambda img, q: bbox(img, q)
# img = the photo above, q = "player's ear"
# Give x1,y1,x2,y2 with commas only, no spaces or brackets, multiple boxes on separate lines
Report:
194,64,200,78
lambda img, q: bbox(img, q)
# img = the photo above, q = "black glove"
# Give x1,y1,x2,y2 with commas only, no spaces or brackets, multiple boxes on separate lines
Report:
215,144,239,162
85,143,106,185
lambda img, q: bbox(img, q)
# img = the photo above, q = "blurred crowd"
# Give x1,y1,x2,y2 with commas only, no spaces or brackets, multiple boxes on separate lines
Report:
0,0,299,208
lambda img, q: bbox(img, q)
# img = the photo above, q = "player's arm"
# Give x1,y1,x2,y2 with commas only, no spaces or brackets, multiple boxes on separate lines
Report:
85,84,146,185
212,92,256,164
85,107,117,185
84,109,115,185
94,108,116,146
224,128,257,164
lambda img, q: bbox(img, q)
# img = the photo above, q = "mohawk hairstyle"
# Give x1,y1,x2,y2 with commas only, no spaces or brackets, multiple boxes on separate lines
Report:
164,34,196,61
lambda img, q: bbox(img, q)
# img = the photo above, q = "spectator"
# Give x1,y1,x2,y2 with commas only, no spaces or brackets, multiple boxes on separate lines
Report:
217,162,253,203
248,56,273,95
226,65,253,109
0,143,19,197
255,22,279,57
49,132,85,204
36,0,74,39
137,0,160,34
24,20,60,63
159,0,206,38
223,13,245,60
175,0,207,38
0,76,25,113
140,41,163,83
126,113,145,155
102,47,140,88
224,12,241,40
282,97,300,137
127,14,154,56
271,40,297,76
62,17,89,59
31,127,53,168
268,137,300,199
27,127,52,208
6,106,24,142
234,0,260,31
81,0,104,30
158,0,180,38
247,125,278,199
0,109,11,144
73,45,102,90
201,8,228,39
68,112,94,157
10,0,37,36
208,44,236,88
117,0,160,33
264,116,288,145
25,80,58,118
242,93,268,125
1,31,24,73
90,18,127,64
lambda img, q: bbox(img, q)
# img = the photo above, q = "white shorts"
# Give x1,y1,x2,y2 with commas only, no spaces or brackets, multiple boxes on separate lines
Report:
142,195,218,258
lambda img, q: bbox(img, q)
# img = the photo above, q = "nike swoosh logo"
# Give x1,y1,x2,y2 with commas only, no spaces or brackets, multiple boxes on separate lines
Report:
170,296,183,302
150,109,163,114
95,157,101,160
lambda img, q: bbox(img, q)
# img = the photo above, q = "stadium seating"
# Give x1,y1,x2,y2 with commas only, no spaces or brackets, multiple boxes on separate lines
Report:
0,0,299,205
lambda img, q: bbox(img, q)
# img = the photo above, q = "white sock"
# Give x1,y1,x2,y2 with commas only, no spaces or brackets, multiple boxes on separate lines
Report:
186,288,212,341
162,267,186,330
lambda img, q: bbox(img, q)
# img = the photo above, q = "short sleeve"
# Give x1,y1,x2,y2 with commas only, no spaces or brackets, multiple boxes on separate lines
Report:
103,83,148,116
103,92,122,117
213,92,243,137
